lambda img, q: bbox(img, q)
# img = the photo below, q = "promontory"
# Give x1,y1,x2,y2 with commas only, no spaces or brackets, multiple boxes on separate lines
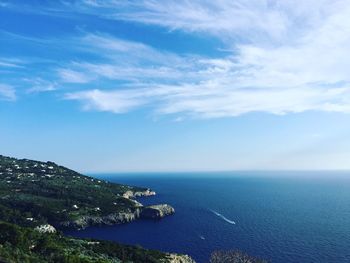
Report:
0,154,194,263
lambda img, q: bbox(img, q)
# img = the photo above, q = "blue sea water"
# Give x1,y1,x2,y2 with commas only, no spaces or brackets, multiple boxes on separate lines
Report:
65,172,350,263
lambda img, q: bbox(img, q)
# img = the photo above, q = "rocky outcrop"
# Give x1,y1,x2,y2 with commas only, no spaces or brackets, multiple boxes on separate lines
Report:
134,189,156,197
140,204,175,219
130,198,143,207
35,224,56,233
61,204,175,229
60,188,172,229
123,189,156,199
60,209,141,229
162,254,196,263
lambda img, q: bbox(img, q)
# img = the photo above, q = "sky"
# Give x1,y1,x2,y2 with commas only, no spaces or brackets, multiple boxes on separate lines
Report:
1,0,350,172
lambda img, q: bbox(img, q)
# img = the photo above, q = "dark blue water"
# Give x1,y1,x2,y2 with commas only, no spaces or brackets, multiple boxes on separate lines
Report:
65,172,350,263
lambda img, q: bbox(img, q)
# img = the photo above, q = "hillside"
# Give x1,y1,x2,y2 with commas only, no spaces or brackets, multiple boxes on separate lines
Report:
0,155,193,263
0,155,172,229
0,221,182,263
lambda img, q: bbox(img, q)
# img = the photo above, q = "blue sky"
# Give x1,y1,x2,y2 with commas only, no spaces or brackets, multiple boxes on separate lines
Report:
1,0,350,172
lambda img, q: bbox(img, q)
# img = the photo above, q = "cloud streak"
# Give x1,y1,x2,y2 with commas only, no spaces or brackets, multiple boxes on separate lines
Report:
24,78,57,93
54,0,350,118
4,0,350,119
76,0,344,43
58,68,93,83
0,84,16,101
65,82,350,118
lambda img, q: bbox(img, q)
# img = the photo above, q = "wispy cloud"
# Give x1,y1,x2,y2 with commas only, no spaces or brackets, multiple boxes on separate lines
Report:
58,68,93,83
65,82,350,118
60,0,350,118
24,78,57,93
74,0,342,43
0,61,21,68
65,89,147,113
4,0,350,119
0,58,24,68
57,33,204,83
0,84,16,101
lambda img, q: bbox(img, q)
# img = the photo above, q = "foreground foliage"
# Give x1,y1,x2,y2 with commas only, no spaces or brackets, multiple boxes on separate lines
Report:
0,221,169,263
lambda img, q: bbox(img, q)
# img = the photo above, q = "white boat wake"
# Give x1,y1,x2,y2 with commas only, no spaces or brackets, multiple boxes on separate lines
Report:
210,209,236,225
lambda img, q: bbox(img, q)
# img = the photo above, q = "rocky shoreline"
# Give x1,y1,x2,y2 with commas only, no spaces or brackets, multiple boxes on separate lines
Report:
59,189,175,230
0,155,194,263
163,254,196,263
23,189,191,263
123,188,156,198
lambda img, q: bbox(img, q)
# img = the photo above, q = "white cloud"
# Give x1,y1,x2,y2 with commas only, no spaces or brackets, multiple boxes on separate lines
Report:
24,78,57,93
21,0,350,118
0,58,24,68
57,33,205,84
65,89,147,113
77,0,343,43
0,61,21,68
0,84,16,101
58,68,92,83
65,83,350,118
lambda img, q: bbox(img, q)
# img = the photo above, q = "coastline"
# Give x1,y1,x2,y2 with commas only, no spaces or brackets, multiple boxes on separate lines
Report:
0,155,195,263
59,188,175,230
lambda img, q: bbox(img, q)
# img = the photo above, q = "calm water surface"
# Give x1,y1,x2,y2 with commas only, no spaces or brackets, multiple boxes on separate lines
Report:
65,172,350,263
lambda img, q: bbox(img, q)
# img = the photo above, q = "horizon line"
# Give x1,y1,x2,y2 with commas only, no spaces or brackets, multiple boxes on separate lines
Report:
83,169,350,175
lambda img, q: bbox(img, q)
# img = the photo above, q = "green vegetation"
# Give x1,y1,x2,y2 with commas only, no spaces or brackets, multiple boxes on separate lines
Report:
1,154,262,263
0,155,186,262
0,221,168,263
0,155,145,228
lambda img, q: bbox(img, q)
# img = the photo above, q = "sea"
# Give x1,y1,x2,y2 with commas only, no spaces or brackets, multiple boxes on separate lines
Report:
65,172,350,263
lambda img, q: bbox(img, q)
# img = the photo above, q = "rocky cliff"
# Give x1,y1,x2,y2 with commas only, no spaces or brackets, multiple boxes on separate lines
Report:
0,155,193,262
61,203,176,229
123,189,156,198
141,204,175,219
60,209,141,229
163,254,196,263
0,155,175,230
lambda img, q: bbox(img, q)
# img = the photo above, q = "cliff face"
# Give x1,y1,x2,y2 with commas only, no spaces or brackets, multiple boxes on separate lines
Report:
0,155,175,230
60,209,141,229
34,224,57,233
123,189,156,198
61,203,176,229
141,204,175,219
0,155,194,262
163,254,196,263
